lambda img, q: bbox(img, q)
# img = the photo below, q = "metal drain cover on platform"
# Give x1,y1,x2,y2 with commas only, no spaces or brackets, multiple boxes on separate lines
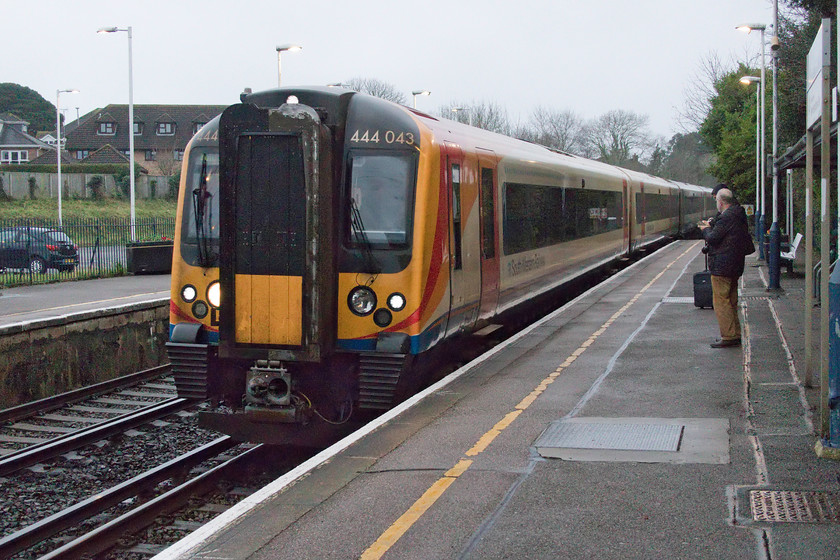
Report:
535,421,684,452
534,418,730,464
661,297,695,304
750,490,840,523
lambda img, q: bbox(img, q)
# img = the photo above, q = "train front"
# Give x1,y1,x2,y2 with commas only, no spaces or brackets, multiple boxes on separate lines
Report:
168,88,433,443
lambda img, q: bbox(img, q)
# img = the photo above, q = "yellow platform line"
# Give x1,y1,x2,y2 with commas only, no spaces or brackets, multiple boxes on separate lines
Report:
359,242,700,559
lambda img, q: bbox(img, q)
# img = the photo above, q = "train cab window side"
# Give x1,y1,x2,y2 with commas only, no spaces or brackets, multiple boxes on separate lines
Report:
480,167,495,259
451,163,462,270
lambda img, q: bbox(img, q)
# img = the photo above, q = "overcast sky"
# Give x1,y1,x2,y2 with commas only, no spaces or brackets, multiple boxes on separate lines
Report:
5,0,774,139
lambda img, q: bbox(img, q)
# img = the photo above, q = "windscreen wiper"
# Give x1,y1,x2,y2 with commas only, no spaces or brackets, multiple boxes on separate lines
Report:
192,153,216,267
350,197,381,277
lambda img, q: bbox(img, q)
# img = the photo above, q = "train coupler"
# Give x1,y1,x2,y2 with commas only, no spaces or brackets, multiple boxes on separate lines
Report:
245,360,292,406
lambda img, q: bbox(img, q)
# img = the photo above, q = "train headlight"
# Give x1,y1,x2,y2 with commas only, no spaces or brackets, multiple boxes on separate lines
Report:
386,292,406,312
181,285,197,303
348,286,377,316
207,281,221,308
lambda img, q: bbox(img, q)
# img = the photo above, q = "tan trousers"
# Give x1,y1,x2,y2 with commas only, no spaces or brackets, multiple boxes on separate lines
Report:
711,275,740,341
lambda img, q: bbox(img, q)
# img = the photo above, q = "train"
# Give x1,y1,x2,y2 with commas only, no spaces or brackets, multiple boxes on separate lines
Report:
166,86,714,444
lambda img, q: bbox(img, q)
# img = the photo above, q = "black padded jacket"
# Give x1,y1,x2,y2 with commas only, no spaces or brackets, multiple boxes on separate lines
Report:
701,204,750,278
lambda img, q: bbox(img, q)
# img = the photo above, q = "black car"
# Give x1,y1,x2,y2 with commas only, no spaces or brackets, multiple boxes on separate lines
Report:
0,227,79,274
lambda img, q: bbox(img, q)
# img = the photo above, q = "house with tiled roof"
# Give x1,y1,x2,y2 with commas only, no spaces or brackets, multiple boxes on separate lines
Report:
64,104,227,175
0,113,52,165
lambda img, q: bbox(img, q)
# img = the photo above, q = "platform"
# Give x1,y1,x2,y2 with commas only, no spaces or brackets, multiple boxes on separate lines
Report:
152,241,837,559
0,274,169,329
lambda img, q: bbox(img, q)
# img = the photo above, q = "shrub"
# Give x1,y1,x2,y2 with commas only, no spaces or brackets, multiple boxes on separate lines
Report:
28,176,37,199
114,169,130,198
87,175,105,200
168,171,181,200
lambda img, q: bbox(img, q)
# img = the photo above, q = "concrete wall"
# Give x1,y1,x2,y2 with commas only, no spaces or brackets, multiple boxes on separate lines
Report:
0,299,169,408
0,172,171,200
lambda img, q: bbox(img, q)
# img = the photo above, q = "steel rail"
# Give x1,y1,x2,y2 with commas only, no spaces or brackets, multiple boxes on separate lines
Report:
40,443,267,560
0,436,236,559
0,397,192,477
0,364,172,424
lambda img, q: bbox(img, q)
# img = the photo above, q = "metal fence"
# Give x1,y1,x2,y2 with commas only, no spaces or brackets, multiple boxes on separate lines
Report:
0,217,175,287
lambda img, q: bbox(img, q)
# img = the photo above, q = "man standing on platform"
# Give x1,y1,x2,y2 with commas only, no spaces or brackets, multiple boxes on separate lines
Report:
699,188,753,348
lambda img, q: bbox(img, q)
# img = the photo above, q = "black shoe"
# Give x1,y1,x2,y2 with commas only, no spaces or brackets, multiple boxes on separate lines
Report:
710,338,741,348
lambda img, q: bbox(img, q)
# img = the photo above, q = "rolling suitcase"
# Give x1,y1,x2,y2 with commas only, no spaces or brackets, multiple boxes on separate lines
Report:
694,252,713,309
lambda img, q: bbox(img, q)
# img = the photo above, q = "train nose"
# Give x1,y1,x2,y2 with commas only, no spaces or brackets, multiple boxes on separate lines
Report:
245,362,291,406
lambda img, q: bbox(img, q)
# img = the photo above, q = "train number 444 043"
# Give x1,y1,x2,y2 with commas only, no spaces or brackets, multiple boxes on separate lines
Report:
350,129,415,145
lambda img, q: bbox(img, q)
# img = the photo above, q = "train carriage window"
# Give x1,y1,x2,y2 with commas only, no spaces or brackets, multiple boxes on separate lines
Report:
480,168,495,259
348,153,415,247
503,183,623,255
451,164,462,270
636,192,675,223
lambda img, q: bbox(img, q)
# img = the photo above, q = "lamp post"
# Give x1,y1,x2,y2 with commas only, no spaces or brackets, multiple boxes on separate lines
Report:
767,2,781,290
740,75,761,241
56,88,79,227
276,44,302,87
412,90,431,109
451,106,473,126
98,25,136,242
737,23,767,259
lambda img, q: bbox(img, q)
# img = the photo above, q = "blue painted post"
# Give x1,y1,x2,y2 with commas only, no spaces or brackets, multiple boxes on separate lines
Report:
758,213,765,260
828,263,840,446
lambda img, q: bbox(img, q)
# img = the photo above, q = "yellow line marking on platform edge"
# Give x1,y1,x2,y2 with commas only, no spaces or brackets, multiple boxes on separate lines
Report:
359,243,700,559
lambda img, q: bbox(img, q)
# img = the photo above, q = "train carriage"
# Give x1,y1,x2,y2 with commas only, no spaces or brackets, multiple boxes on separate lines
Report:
166,86,710,443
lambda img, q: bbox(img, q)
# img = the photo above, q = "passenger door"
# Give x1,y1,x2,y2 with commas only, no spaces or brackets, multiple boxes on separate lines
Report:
477,149,500,320
443,142,480,336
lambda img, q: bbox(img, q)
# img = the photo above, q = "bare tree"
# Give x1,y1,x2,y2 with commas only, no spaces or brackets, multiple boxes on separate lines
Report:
675,52,734,133
438,101,511,134
582,110,653,166
526,106,585,154
155,150,179,177
343,77,407,105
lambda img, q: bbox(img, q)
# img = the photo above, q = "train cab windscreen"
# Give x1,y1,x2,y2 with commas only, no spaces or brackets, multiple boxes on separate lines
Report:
181,149,220,266
348,153,414,247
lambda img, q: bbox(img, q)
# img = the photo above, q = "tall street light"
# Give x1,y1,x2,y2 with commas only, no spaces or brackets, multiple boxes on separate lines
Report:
276,44,302,87
451,106,473,126
767,2,782,290
412,90,431,109
98,25,136,242
56,88,79,227
740,75,761,243
737,23,767,259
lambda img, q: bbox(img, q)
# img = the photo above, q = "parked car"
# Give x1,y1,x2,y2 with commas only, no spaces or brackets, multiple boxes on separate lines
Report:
0,227,79,274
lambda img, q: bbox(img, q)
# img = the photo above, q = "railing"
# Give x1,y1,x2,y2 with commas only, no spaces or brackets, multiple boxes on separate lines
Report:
0,217,175,287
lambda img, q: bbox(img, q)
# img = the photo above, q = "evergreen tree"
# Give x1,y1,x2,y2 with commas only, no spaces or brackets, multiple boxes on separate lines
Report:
0,83,56,134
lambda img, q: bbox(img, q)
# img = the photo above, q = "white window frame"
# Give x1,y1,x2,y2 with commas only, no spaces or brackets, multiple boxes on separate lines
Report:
1,150,28,164
98,122,116,135
156,122,175,136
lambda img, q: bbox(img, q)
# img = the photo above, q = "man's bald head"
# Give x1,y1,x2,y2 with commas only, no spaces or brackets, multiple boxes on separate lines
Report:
716,188,735,211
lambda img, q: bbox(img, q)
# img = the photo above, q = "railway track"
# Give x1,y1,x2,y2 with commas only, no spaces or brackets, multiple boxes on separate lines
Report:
0,437,308,559
0,366,195,477
0,366,312,559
